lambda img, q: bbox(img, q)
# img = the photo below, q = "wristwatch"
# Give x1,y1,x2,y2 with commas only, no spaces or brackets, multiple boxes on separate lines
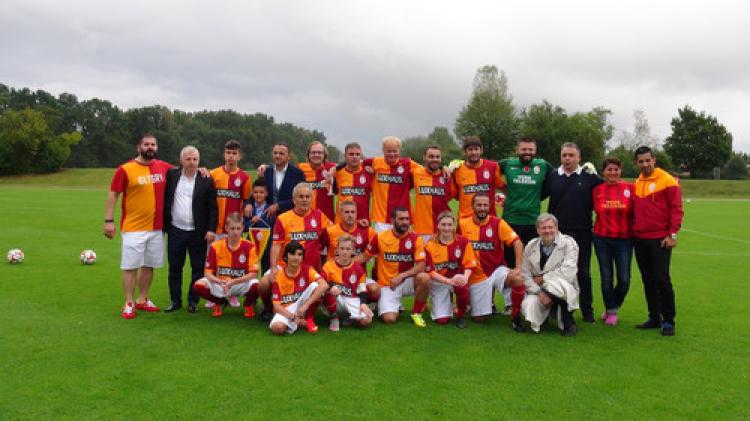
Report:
104,219,114,223
669,233,677,240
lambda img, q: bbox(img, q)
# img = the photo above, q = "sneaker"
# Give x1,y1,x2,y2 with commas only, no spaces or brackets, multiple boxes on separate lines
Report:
661,321,675,336
581,312,595,323
244,306,255,319
329,317,340,332
636,318,661,329
229,296,240,308
455,316,467,329
135,299,160,312
511,315,526,333
411,313,427,328
205,301,215,308
212,303,224,317
604,313,618,326
122,302,136,319
502,306,513,317
306,319,319,333
492,304,499,315
561,323,578,337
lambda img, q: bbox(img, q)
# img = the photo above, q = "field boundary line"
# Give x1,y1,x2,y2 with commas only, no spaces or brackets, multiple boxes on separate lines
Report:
682,228,750,245
675,251,750,257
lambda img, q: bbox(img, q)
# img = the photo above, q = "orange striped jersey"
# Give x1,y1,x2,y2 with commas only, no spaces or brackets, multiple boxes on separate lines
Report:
271,265,322,307
452,159,505,219
272,209,332,269
334,167,373,222
413,166,456,234
364,157,420,224
210,166,252,234
633,168,683,239
319,223,377,260
458,216,518,284
110,159,172,232
425,235,478,279
365,230,425,287
320,260,366,298
205,238,259,280
298,161,336,222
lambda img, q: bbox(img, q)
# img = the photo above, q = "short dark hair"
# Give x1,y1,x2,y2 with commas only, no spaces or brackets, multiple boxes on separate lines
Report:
634,146,653,159
344,142,362,153
252,178,268,190
282,241,305,262
274,143,291,152
224,139,241,151
462,136,482,150
390,206,410,220
518,137,537,145
471,193,491,206
137,133,156,145
602,156,622,170
423,144,441,155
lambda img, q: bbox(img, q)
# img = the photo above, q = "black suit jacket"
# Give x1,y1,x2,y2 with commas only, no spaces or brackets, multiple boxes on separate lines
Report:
164,168,218,237
263,163,305,214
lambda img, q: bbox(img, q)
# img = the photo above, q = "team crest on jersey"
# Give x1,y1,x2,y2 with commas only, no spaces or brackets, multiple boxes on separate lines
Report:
299,278,306,287
349,274,357,283
483,170,490,179
454,248,462,259
534,166,540,174
359,175,366,184
405,240,412,250
486,228,493,237
356,235,363,244
397,166,405,174
624,188,631,198
239,254,246,263
234,178,242,187
439,177,446,185
310,218,317,228
649,183,656,192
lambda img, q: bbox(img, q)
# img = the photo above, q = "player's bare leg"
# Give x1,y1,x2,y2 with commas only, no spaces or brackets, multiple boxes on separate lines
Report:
122,269,137,304
270,322,287,335
410,273,430,327
136,267,154,303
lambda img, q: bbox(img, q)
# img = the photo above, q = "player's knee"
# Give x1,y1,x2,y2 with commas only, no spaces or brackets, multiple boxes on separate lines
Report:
381,313,398,324
357,316,373,327
270,323,286,335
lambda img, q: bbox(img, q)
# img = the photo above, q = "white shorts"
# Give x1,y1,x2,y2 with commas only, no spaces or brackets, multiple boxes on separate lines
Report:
269,282,318,334
378,277,415,316
336,295,367,320
202,278,258,298
373,222,393,233
121,230,164,270
429,281,454,320
469,266,510,317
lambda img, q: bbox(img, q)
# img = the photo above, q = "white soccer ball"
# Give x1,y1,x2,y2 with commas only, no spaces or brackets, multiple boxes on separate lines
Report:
80,249,97,265
7,249,24,264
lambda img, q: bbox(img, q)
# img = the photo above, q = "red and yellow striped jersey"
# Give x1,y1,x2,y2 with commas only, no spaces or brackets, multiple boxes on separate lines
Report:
271,265,322,307
458,216,518,284
320,260,366,298
298,162,336,221
205,238,259,280
365,157,420,224
366,230,425,287
425,235,478,279
413,166,456,234
110,159,172,232
272,209,332,269
334,167,373,222
452,159,505,219
320,223,376,260
210,166,252,234
633,168,683,239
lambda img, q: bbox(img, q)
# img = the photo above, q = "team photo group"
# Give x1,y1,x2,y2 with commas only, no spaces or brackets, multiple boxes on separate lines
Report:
104,133,683,337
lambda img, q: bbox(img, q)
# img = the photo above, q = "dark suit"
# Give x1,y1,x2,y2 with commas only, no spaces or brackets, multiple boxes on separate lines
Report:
164,168,217,306
263,163,305,215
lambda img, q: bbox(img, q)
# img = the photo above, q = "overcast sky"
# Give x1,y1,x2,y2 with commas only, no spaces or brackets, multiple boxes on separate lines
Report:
2,0,748,156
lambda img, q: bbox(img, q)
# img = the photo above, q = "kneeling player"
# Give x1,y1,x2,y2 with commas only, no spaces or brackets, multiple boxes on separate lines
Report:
322,235,374,331
193,213,260,318
425,211,477,329
269,241,328,335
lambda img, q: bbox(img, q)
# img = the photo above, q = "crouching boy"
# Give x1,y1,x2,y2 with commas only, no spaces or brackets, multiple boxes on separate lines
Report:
322,235,374,331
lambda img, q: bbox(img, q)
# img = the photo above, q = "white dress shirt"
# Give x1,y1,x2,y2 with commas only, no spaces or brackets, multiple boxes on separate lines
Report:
171,170,196,231
274,163,288,192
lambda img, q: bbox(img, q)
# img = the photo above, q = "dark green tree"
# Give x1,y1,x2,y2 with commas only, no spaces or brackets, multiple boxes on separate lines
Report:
723,153,748,180
664,106,733,177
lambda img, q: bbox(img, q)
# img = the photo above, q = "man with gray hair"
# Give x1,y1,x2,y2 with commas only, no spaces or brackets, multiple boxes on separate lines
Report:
163,146,218,313
520,213,580,336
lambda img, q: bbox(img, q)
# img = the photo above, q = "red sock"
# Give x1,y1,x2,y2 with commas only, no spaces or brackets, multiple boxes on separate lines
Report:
412,299,426,314
243,283,259,308
511,284,525,318
455,285,470,318
193,283,225,305
367,288,380,303
324,294,338,315
305,299,321,321
435,317,450,325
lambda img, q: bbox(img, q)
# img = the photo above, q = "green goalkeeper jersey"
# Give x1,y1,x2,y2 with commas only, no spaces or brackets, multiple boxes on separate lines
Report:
500,157,553,225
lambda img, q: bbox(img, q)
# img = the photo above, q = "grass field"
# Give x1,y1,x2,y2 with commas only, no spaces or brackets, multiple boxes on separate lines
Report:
1,170,749,419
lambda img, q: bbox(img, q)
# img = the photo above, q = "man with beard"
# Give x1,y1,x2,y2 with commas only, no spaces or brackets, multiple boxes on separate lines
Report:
357,207,430,327
105,134,174,319
452,136,506,220
413,145,455,243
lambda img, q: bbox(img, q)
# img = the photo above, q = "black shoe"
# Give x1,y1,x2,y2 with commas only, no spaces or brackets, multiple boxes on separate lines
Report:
661,321,675,336
561,323,578,337
511,315,526,332
456,317,467,329
164,303,182,313
187,303,198,313
491,304,499,315
582,312,595,323
636,318,661,329
260,309,273,322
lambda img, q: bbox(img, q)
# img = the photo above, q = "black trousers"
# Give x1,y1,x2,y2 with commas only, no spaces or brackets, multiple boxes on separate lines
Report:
505,224,537,269
167,226,208,306
560,228,593,315
633,238,675,323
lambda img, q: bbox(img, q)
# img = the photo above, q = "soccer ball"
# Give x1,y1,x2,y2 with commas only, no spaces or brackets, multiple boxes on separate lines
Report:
80,249,97,265
7,249,24,264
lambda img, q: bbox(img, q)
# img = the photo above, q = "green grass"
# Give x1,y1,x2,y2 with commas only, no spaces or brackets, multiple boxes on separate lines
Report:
0,176,748,419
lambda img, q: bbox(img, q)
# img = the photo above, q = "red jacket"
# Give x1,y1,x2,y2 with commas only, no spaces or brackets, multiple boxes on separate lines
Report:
632,168,683,239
